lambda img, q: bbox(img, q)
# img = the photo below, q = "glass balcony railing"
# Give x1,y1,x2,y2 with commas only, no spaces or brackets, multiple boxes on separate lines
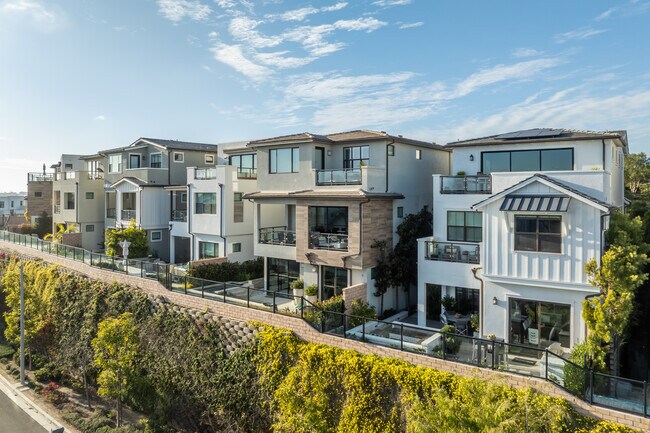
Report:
54,204,61,214
195,168,217,180
259,226,296,246
28,173,53,182
316,168,362,186
106,208,116,218
237,167,257,179
425,241,480,264
171,209,187,222
121,209,136,220
440,176,491,194
310,232,348,251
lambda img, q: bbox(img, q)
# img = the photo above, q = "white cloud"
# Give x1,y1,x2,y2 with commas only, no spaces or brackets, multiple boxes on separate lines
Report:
94,115,106,121
229,16,283,48
399,21,423,29
512,48,542,58
1,0,62,27
321,2,348,12
157,0,211,23
554,27,608,43
372,0,411,6
214,0,236,8
254,51,315,69
266,2,348,21
210,42,272,81
595,7,617,21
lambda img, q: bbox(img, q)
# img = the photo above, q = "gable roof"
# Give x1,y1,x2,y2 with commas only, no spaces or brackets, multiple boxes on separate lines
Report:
471,174,614,212
446,128,628,153
99,138,217,155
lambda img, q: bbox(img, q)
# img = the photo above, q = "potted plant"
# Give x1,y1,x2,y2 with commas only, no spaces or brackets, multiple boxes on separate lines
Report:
456,170,466,176
470,313,479,335
440,325,461,354
305,284,318,304
290,279,304,298
441,295,456,314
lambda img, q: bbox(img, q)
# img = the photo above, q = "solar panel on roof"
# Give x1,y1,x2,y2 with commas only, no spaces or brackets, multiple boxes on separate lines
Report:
494,129,563,140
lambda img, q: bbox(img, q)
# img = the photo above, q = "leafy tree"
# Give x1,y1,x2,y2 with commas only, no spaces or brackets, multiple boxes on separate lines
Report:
105,220,148,258
371,239,392,316
33,211,52,239
44,223,77,243
92,312,140,427
624,152,650,193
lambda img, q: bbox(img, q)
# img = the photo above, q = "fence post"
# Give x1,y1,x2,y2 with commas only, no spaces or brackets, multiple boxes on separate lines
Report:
441,332,446,360
644,381,647,417
140,262,144,278
400,323,404,351
223,283,227,303
545,350,549,380
320,311,325,333
247,287,250,309
184,276,187,295
272,291,276,313
491,342,496,369
343,313,347,338
589,370,594,404
201,280,205,299
362,318,365,341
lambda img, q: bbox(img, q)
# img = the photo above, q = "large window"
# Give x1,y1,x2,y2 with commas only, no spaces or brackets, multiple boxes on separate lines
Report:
229,153,257,176
108,154,122,173
198,241,218,259
509,299,571,348
321,266,348,301
343,145,369,168
447,211,482,242
195,193,217,214
267,258,300,292
481,148,573,173
150,153,162,168
233,192,243,223
270,148,299,173
455,287,479,314
515,216,561,253
309,206,348,234
64,192,75,210
129,154,141,169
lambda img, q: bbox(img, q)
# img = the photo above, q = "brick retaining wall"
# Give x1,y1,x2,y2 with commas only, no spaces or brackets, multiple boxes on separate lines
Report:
1,239,648,431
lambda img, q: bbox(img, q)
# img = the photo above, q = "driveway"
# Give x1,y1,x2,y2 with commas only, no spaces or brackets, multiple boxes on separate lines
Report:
0,390,47,433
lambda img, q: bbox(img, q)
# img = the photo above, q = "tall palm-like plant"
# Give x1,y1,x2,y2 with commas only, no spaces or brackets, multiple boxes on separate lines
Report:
44,223,77,243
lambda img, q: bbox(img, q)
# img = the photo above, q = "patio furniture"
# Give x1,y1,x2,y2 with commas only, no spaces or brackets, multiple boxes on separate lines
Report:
441,245,460,261
467,245,480,263
440,313,449,326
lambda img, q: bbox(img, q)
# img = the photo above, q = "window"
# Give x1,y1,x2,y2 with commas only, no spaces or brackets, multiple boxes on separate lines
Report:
181,192,187,203
509,299,571,349
195,193,216,214
309,206,348,234
151,231,162,242
85,192,94,199
321,266,348,301
34,191,43,198
11,201,14,207
415,149,422,160
397,206,404,218
108,154,122,173
129,154,141,169
343,145,369,168
481,148,573,173
515,215,561,253
387,144,395,156
233,192,243,223
64,163,73,170
267,258,300,292
229,153,257,177
455,287,479,314
199,241,218,259
150,153,162,168
269,148,299,173
173,152,184,163
232,242,241,253
0,202,4,208
20,201,23,206
205,154,214,164
86,224,95,232
64,192,75,210
447,211,482,242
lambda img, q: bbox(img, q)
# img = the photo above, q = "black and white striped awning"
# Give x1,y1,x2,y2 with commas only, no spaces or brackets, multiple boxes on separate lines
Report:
500,195,570,212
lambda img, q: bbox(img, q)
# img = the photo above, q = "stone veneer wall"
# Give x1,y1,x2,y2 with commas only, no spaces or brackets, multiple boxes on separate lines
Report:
342,282,367,314
1,239,648,432
27,181,53,219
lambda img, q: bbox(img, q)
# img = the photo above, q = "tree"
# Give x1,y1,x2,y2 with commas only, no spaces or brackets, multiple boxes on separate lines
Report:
44,223,77,243
105,220,148,258
92,312,140,427
371,240,392,316
33,212,52,239
624,152,650,193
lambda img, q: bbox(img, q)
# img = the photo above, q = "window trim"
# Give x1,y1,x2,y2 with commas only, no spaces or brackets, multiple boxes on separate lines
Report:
128,153,141,169
194,192,217,214
232,242,241,253
514,215,562,254
447,210,482,242
86,224,95,232
480,148,574,174
149,152,162,168
269,147,299,174
108,154,122,173
205,154,215,164
415,149,422,160
397,206,404,218
85,192,95,200
34,191,43,198
173,151,185,163
198,241,219,259
343,145,369,169
150,230,163,242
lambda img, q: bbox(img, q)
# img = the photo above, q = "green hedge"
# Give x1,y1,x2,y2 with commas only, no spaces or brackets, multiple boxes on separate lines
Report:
188,257,263,282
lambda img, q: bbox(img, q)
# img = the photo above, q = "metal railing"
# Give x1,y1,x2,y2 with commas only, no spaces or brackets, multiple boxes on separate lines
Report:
54,205,61,214
171,209,187,222
425,241,480,264
316,168,362,186
0,229,647,420
237,167,257,179
28,173,53,182
309,232,349,251
121,209,136,220
440,175,491,194
259,226,296,246
106,208,116,218
195,168,217,180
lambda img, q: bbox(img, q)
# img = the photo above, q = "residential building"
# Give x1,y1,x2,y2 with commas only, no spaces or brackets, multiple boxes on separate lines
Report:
100,138,218,261
417,128,627,352
0,192,27,218
246,130,450,313
168,142,257,264
27,164,54,225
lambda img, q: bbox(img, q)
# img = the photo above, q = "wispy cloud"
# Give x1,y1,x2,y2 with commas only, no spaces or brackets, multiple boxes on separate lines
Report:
157,0,211,23
266,3,347,22
595,7,617,21
1,0,63,28
512,48,543,58
210,42,272,81
94,115,106,121
399,21,423,29
372,0,412,7
554,27,608,43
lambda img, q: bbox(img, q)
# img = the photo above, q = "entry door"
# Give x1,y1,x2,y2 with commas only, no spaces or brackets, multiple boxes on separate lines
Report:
315,147,325,170
426,284,442,322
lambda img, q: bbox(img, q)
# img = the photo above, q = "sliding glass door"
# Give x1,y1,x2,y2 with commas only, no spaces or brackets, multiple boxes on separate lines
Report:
509,298,571,349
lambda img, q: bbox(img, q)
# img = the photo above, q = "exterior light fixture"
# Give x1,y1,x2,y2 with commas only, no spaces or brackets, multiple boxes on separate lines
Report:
470,154,474,161
492,296,497,305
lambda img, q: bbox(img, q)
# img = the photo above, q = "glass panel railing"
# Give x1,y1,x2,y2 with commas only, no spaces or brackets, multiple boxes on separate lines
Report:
309,232,348,251
315,168,362,186
440,176,491,194
121,210,136,220
237,167,257,179
259,227,296,246
195,168,217,180
171,209,187,222
424,241,480,264
592,373,646,416
106,208,116,218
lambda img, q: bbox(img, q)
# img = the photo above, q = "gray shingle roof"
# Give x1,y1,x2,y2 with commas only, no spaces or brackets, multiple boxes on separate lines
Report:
99,138,217,154
446,128,627,149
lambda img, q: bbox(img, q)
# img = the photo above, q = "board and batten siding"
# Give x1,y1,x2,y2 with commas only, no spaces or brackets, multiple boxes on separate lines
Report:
482,182,602,288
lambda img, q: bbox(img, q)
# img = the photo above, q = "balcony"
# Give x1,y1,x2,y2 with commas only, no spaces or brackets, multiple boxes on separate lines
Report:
316,168,362,186
237,167,257,179
440,176,491,194
121,209,136,220
195,168,217,180
106,208,116,218
425,241,480,264
28,173,53,182
171,209,187,222
259,226,296,246
54,204,61,214
309,232,348,251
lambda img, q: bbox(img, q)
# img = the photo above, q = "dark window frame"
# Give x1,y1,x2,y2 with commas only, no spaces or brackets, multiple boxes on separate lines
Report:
514,215,562,253
447,211,482,242
195,192,217,214
269,147,299,174
343,145,369,169
198,241,218,259
481,148,574,174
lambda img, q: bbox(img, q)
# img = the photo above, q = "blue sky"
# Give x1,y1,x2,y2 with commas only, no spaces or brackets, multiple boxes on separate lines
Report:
1,0,649,192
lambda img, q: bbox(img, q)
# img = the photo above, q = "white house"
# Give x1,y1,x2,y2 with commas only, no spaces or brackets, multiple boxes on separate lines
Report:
417,128,627,352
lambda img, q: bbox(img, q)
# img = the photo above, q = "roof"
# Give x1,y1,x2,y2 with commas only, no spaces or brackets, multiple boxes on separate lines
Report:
446,128,628,152
472,174,614,212
243,190,404,200
500,195,570,212
99,137,217,154
110,177,147,188
247,129,448,151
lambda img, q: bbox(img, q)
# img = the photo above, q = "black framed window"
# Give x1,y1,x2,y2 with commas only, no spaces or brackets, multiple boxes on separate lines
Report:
514,215,562,253
195,193,217,214
267,258,300,292
150,153,162,168
447,211,482,242
229,153,257,175
321,266,348,301
129,154,141,169
233,192,243,223
343,145,369,168
198,241,218,259
455,287,479,314
481,148,573,173
309,206,348,234
270,148,299,173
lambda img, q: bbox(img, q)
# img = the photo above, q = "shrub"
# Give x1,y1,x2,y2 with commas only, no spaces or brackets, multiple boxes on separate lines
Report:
34,363,62,382
289,279,304,291
188,257,263,282
105,221,149,258
349,299,376,328
304,284,318,297
440,324,461,354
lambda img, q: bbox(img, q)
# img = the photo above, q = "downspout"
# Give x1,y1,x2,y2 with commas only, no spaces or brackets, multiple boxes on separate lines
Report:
471,267,484,335
218,183,226,256
601,139,606,169
187,183,194,260
75,181,79,228
385,139,395,193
